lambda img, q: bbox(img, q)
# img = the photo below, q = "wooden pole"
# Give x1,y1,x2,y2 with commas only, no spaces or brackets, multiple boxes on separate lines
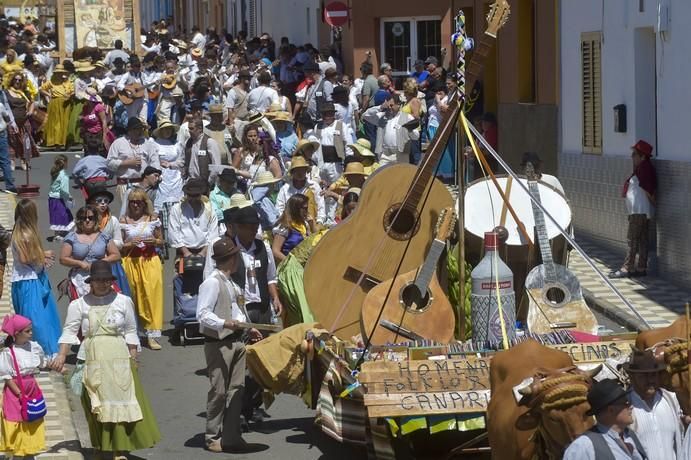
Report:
56,0,65,61
457,114,466,341
132,0,142,56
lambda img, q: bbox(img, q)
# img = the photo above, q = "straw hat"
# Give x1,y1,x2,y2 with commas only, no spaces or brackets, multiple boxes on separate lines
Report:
294,138,320,156
75,59,95,72
152,120,179,138
229,194,254,209
349,138,376,158
267,102,283,113
252,171,282,187
346,187,362,196
53,64,68,74
191,48,203,58
269,111,293,124
344,162,366,177
208,103,224,115
94,60,107,70
288,156,310,172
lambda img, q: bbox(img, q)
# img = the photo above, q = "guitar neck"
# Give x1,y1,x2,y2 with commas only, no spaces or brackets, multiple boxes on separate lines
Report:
414,239,446,294
466,32,497,95
527,181,557,281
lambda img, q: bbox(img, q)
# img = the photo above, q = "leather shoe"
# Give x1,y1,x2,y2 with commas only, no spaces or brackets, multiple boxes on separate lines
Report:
608,269,631,279
147,338,162,350
205,440,223,453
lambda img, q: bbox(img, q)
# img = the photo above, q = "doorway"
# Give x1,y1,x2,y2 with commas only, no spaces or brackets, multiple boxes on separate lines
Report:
380,17,442,77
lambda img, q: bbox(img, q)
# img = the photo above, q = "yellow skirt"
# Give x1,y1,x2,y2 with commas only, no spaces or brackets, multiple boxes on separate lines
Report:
44,96,71,148
0,416,46,456
122,255,164,332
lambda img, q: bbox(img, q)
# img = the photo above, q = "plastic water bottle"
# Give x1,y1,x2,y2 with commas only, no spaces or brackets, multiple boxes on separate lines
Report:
470,231,516,347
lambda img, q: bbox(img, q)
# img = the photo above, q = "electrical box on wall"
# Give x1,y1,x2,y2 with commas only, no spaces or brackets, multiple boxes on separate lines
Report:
614,104,627,133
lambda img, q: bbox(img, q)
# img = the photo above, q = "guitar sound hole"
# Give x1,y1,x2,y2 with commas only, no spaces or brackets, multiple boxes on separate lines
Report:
384,204,420,241
545,287,566,305
400,284,431,312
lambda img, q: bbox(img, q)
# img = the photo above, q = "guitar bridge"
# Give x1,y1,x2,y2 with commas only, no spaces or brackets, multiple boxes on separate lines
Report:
343,267,381,292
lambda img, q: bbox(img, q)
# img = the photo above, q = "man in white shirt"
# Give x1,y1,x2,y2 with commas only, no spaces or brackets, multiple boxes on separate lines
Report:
168,178,219,263
103,39,130,67
625,349,684,460
196,237,261,454
362,94,419,166
182,118,222,187
191,26,207,52
276,156,325,226
246,71,279,114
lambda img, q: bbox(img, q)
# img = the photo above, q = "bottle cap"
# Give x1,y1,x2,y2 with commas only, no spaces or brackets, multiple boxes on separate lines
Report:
484,231,498,250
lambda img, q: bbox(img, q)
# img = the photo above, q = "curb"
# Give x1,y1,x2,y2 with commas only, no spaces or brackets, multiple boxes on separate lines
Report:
583,287,648,333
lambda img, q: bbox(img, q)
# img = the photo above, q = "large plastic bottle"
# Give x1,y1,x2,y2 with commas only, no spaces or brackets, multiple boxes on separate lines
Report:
470,231,516,347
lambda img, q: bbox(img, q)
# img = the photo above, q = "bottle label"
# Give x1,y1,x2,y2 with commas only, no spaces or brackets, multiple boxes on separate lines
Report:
480,280,512,290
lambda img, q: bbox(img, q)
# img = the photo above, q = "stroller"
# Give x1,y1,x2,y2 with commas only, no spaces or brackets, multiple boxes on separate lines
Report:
172,255,206,345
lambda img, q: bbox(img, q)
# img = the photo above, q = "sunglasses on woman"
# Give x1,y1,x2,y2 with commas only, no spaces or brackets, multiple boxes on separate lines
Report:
80,215,96,222
93,197,110,205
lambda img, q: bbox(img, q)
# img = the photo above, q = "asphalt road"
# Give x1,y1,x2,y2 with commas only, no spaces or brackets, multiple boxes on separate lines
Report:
26,151,357,460
22,150,630,459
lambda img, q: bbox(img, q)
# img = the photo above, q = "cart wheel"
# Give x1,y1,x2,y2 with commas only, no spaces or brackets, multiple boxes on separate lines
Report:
178,329,186,346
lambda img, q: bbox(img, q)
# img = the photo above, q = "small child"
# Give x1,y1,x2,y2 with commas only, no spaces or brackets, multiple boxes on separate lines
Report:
48,154,74,241
72,150,112,199
0,314,48,457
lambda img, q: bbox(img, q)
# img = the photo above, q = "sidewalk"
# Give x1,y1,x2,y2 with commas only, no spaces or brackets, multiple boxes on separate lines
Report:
569,238,691,331
0,192,83,460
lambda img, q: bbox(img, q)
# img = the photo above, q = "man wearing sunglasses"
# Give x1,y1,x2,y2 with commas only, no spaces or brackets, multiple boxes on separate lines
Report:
564,379,648,459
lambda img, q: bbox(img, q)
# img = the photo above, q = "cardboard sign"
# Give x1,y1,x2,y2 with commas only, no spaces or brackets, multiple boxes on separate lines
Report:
547,340,635,364
360,358,491,417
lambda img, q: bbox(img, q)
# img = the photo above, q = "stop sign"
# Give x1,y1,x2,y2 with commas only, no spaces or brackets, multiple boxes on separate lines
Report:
324,1,349,27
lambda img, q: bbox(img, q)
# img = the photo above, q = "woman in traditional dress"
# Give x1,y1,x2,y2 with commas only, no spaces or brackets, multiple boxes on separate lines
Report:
86,187,132,297
232,124,282,189
39,63,73,149
10,199,62,357
151,121,183,259
0,50,24,89
51,261,160,458
66,60,95,147
4,71,39,170
59,205,121,300
79,88,111,153
271,194,315,263
120,189,164,350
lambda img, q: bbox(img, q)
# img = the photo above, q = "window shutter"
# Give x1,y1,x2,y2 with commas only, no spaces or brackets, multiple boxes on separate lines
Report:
249,0,257,38
581,32,602,154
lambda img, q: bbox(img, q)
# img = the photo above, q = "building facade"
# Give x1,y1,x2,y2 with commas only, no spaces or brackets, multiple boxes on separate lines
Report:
559,0,690,286
318,0,559,173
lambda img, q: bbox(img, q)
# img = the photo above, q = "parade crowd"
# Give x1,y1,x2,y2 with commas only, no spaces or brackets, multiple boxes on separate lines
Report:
0,14,671,460
0,16,474,458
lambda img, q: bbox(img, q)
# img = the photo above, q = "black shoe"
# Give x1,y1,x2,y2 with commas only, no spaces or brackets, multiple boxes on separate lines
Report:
224,440,268,454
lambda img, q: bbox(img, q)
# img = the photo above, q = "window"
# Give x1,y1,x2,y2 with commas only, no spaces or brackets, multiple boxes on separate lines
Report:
581,32,602,154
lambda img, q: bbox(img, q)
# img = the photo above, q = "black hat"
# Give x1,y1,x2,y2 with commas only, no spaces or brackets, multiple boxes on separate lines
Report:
86,186,114,203
182,178,208,195
303,61,319,73
333,85,348,96
424,56,438,66
85,260,116,283
218,168,237,183
142,165,162,177
521,152,542,167
222,207,238,224
212,237,240,261
127,117,145,131
232,206,260,225
320,102,336,113
622,349,667,374
586,379,631,416
414,59,425,67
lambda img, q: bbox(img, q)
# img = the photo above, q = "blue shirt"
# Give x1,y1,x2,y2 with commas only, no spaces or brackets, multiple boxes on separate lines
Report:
411,70,429,84
276,129,298,161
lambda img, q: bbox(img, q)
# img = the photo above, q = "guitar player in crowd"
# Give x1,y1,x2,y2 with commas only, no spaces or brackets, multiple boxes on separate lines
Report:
610,140,657,279
117,55,149,123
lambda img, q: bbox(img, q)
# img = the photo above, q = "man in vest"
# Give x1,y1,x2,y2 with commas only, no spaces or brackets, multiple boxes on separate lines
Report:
205,103,236,164
313,102,354,225
564,379,648,459
225,69,250,131
229,206,283,424
196,237,262,454
276,156,325,226
184,118,222,188
293,61,322,133
625,349,683,460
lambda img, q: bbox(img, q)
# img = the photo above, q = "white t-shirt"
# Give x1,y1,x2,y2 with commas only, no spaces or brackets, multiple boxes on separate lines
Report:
247,86,279,113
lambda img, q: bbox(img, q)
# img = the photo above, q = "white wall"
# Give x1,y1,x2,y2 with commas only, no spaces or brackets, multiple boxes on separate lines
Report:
256,0,320,46
560,0,691,162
